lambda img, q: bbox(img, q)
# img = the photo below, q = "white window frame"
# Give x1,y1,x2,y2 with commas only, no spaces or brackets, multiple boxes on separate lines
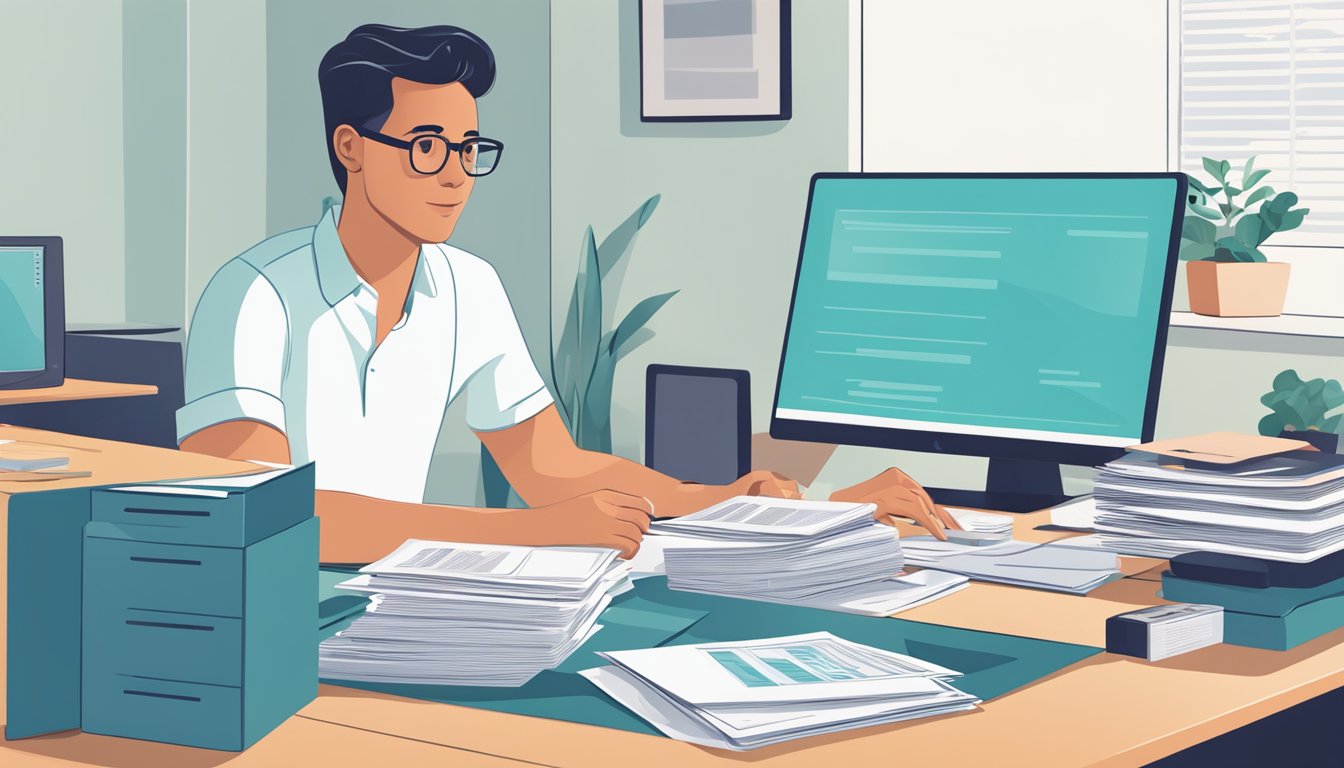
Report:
1171,0,1343,322
849,0,1344,326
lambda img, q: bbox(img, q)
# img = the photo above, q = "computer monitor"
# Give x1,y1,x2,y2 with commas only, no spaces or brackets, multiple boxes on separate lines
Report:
771,173,1186,511
0,236,64,389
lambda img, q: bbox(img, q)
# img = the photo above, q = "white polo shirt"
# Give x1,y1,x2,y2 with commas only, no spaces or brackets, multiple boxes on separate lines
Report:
177,206,553,503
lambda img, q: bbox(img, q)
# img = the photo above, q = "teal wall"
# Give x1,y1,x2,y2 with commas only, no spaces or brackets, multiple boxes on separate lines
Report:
122,0,186,326
0,0,126,324
185,0,270,331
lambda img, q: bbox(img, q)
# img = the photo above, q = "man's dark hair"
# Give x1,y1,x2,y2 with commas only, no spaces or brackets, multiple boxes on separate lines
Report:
318,24,496,193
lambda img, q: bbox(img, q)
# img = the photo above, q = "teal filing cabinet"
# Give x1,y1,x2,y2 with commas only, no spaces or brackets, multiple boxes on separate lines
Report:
80,465,317,751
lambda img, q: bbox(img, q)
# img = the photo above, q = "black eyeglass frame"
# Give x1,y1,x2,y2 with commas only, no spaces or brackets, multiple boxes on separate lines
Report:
356,128,504,177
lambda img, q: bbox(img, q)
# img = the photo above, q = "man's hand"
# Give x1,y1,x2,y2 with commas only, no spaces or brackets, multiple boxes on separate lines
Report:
830,467,963,541
525,489,652,559
728,470,803,500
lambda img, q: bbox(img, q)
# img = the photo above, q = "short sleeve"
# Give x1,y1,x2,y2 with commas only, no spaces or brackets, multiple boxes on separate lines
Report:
458,262,554,432
176,259,289,443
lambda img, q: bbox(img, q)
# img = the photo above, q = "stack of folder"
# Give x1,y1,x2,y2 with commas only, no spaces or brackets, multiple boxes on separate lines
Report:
652,497,906,603
1093,449,1344,562
1160,550,1344,651
319,540,630,686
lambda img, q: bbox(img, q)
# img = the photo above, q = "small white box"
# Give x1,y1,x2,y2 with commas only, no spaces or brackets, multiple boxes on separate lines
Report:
1106,604,1224,662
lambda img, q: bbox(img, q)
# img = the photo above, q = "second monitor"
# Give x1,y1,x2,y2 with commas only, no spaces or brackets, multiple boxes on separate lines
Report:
771,173,1186,511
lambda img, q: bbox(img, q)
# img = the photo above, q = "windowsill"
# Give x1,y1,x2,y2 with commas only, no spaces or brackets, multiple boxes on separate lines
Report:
1169,311,1344,338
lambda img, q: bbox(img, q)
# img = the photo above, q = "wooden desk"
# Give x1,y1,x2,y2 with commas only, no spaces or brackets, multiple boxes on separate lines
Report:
3,428,1341,767
297,514,1344,768
0,378,157,406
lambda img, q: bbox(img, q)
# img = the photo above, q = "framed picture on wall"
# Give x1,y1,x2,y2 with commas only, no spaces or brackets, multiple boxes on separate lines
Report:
639,0,791,122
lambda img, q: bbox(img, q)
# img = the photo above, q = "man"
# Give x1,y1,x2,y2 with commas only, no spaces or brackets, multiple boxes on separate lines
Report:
178,24,960,563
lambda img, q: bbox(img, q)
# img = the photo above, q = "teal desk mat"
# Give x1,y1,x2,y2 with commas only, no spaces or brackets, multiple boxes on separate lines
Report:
319,575,1101,736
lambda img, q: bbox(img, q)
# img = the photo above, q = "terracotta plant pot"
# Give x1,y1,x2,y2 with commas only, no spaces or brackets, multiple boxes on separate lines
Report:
1186,260,1291,317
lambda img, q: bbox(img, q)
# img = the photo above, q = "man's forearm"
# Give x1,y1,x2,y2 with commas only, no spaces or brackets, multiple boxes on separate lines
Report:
512,448,734,518
315,490,529,563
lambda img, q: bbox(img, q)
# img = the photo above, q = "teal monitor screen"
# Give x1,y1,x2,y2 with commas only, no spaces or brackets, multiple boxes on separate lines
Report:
774,175,1181,450
0,246,46,374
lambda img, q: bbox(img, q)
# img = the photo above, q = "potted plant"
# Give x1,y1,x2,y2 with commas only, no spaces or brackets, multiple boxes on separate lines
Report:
481,195,677,505
1258,369,1343,453
1179,156,1310,317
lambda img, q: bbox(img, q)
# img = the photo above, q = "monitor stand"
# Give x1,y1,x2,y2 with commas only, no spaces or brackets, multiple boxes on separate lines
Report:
926,458,1075,513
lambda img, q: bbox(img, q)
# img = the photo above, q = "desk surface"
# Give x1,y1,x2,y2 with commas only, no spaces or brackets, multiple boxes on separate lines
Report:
3,427,1342,767
0,378,158,406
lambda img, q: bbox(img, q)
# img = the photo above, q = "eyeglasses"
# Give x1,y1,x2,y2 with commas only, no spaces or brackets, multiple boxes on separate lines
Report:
356,128,504,177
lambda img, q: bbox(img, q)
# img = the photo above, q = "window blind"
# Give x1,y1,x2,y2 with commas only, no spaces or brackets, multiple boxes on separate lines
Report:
1180,0,1344,246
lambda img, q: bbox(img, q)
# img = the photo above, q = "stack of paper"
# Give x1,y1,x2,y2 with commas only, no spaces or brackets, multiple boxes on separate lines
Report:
582,631,979,750
1093,451,1344,562
901,537,1121,595
0,440,70,471
319,540,629,686
947,508,1014,536
652,497,907,603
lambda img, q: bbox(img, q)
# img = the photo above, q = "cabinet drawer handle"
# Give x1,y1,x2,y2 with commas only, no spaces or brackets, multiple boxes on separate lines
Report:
125,619,214,632
124,507,211,518
124,689,201,702
129,556,202,566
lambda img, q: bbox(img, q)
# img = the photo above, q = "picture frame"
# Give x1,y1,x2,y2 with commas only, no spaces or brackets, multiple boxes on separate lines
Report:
639,0,792,122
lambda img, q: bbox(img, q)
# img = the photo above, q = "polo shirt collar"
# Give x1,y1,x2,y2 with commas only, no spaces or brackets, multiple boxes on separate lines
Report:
313,205,440,307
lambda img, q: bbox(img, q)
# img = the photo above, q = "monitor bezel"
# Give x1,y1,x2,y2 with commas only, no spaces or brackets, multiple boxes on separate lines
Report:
768,171,1187,468
0,236,65,389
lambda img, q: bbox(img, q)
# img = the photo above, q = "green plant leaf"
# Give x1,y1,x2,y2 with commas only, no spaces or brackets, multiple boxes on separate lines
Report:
1273,369,1305,393
1215,236,1265,262
611,290,678,358
1186,175,1215,196
1179,239,1214,261
1244,185,1275,208
1223,185,1243,199
577,226,603,406
1235,215,1267,247
1277,208,1309,232
596,194,661,280
582,348,617,454
1257,192,1309,242
1243,168,1270,190
1259,411,1287,437
1267,191,1299,216
1219,159,1231,180
1203,157,1225,181
1188,200,1223,220
1182,216,1217,244
480,444,512,508
1323,413,1342,434
1242,156,1256,182
1324,379,1344,410
551,230,592,430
